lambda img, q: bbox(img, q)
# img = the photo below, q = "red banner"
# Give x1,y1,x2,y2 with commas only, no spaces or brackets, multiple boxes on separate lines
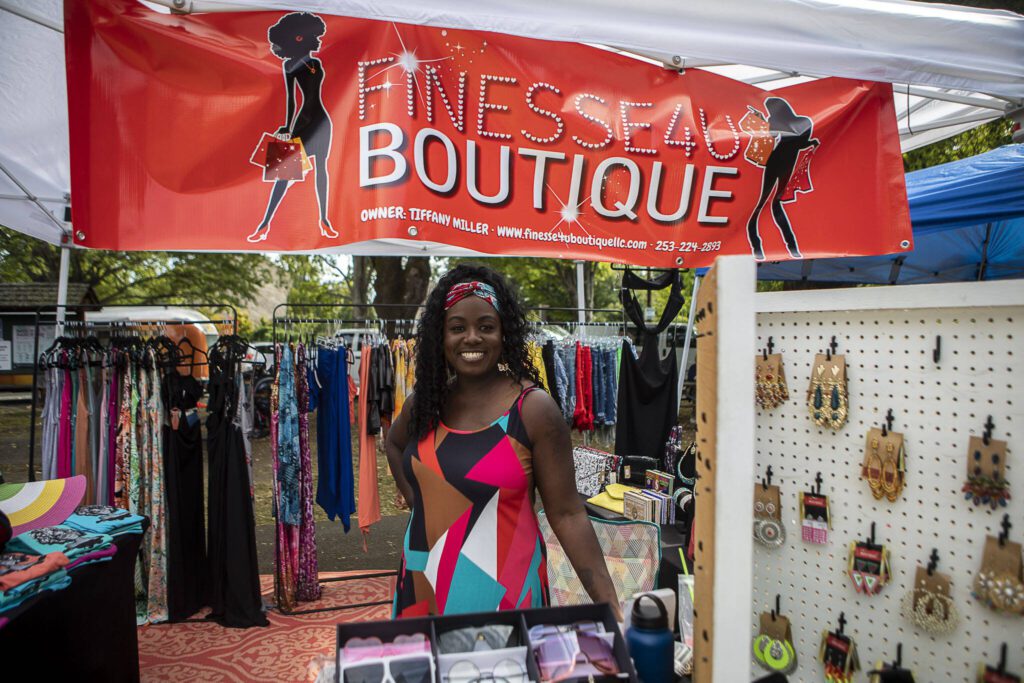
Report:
66,0,912,266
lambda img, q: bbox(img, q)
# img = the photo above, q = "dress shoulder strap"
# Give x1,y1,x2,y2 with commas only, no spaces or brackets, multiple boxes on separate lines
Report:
515,384,543,412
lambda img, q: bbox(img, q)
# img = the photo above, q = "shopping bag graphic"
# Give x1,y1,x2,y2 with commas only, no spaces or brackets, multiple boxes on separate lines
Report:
249,132,275,168
780,145,817,202
249,133,305,182
264,139,304,182
291,137,312,174
739,107,775,166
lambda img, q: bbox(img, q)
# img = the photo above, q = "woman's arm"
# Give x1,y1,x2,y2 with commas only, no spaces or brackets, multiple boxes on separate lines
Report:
524,391,622,619
385,395,416,505
277,66,297,135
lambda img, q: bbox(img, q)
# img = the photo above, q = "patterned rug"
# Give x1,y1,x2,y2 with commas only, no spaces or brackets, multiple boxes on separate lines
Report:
138,571,395,682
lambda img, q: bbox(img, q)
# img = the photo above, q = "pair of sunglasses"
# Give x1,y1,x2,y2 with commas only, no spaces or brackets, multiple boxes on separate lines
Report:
527,621,603,642
343,634,431,663
446,657,527,683
534,631,620,682
341,654,433,683
438,624,516,654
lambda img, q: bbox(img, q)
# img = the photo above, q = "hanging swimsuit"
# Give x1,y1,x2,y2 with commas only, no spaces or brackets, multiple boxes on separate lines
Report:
614,269,686,460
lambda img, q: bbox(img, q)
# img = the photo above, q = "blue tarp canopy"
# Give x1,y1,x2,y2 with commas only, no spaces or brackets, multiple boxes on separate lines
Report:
756,144,1024,284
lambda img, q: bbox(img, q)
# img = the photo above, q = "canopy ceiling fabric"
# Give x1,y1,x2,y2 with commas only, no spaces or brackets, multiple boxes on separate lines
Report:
1,0,1022,250
755,144,1024,283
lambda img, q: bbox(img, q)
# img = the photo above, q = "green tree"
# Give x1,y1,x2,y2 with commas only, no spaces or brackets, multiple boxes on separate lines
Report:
0,227,272,306
278,254,351,305
903,118,1014,172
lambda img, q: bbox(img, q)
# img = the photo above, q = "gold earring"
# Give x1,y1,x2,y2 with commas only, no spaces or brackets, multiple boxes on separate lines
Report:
866,439,884,499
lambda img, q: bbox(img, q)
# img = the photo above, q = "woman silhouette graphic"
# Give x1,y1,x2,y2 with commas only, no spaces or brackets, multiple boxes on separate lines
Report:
248,12,337,243
745,97,819,260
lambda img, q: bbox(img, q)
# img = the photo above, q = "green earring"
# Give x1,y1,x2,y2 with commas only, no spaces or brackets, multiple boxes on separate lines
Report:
754,635,797,674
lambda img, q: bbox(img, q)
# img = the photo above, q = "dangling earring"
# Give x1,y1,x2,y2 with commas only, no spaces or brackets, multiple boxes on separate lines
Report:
866,438,884,500
497,357,511,375
446,362,457,384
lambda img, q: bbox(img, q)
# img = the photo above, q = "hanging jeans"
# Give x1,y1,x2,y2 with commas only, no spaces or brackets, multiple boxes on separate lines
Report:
559,345,577,422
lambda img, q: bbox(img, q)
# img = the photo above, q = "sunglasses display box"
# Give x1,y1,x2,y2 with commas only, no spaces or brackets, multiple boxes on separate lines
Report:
336,603,638,682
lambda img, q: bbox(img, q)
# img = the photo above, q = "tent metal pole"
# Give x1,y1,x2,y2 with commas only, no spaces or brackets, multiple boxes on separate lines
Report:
978,223,992,281
575,260,586,323
0,159,68,235
55,245,70,335
0,1,62,32
677,273,701,408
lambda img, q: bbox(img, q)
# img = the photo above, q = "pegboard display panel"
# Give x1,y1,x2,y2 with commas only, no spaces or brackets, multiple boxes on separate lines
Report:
751,302,1022,682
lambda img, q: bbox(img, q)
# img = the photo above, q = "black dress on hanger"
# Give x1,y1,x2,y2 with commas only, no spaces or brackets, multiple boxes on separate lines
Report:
614,269,686,460
162,371,207,621
206,339,268,628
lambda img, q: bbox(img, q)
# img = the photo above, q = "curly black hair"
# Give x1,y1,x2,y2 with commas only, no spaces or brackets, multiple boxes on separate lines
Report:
267,12,326,61
410,263,540,439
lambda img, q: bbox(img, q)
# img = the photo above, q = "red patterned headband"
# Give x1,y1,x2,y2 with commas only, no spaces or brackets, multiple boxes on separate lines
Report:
444,281,501,312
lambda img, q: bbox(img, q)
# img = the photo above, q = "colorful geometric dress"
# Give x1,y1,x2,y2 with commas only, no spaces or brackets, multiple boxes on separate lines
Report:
394,387,550,617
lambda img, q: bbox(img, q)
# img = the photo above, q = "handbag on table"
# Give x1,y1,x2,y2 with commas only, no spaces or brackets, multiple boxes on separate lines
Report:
572,447,621,497
619,456,658,486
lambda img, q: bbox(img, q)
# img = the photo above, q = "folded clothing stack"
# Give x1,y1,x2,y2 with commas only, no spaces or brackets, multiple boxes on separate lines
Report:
64,505,145,536
7,524,116,570
0,551,72,618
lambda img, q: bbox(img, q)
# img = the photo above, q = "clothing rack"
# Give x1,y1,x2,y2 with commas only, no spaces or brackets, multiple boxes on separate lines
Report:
269,302,426,616
529,306,622,325
271,302,425,347
26,303,238,481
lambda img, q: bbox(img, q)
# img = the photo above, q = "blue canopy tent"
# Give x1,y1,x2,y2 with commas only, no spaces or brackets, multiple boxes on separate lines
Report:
756,144,1024,284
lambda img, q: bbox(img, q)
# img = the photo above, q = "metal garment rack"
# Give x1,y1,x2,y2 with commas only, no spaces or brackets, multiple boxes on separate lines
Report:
269,302,427,616
529,306,623,325
271,301,425,347
25,303,238,481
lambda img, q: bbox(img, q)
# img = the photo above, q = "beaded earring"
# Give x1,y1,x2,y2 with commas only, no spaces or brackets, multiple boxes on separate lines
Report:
900,562,959,635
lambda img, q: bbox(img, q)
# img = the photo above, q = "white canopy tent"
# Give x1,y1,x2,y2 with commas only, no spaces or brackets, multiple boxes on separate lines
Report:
1,0,1022,250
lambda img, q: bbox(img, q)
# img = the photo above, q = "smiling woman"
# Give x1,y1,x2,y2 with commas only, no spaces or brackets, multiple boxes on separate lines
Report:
385,264,620,618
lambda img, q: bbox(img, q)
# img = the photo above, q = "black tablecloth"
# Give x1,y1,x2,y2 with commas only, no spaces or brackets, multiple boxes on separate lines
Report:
0,527,146,682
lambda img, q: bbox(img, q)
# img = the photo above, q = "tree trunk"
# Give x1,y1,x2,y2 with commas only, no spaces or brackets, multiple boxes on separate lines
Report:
351,256,370,317
370,256,430,320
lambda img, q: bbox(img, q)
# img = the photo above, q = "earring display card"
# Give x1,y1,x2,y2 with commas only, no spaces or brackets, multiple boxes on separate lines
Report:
756,353,790,410
861,427,907,502
818,630,859,683
799,491,831,544
978,666,1022,683
901,565,959,635
848,542,891,595
963,435,1010,509
753,484,785,548
753,611,797,675
806,353,849,430
973,535,1024,615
